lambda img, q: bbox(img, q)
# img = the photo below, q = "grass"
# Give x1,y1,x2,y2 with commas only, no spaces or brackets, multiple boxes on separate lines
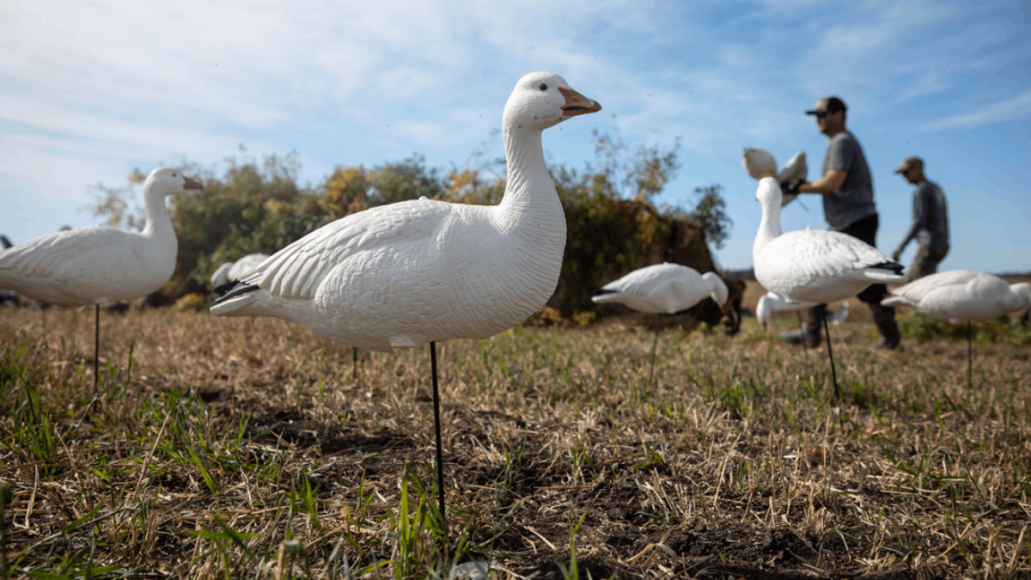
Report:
0,303,1029,579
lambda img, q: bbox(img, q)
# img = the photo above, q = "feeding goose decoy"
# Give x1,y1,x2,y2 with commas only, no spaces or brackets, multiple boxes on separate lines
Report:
881,269,1031,388
752,177,904,397
756,291,848,333
210,253,269,287
0,167,202,404
211,72,601,533
592,262,728,385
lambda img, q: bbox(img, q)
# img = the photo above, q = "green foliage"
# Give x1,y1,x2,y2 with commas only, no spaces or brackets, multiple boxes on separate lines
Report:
590,124,682,201
170,153,323,294
89,172,146,231
688,184,732,250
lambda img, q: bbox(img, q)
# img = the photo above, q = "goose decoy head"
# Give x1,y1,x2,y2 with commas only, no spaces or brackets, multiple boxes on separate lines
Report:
145,167,204,196
504,72,601,132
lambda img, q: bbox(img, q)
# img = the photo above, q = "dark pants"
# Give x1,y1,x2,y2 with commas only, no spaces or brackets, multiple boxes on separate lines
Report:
906,244,949,283
804,214,900,344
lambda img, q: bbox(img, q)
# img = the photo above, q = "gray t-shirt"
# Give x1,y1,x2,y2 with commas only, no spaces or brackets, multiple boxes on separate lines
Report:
821,130,877,231
899,180,949,250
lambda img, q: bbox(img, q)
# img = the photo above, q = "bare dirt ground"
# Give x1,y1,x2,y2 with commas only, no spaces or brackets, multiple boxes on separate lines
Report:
1,304,1030,579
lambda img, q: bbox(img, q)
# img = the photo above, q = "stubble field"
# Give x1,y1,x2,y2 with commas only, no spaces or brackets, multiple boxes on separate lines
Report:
1,289,1030,579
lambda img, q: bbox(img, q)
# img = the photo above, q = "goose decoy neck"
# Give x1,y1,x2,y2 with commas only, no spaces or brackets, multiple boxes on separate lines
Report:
753,178,783,259
499,119,561,226
140,181,179,241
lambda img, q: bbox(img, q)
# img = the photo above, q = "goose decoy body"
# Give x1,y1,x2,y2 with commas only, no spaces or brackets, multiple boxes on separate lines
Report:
752,176,904,397
592,262,729,385
0,167,202,395
882,269,1031,388
212,72,601,531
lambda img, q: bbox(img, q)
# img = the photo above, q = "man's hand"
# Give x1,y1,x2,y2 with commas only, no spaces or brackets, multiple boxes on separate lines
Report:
780,181,802,195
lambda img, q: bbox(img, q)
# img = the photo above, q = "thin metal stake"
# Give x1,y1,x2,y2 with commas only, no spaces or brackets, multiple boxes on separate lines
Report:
74,305,102,431
352,347,359,381
429,341,447,540
822,311,839,400
967,321,972,390
648,314,660,388
94,304,99,391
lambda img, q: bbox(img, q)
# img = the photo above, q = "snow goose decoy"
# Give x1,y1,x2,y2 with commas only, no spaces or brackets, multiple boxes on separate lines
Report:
756,291,848,333
210,253,269,287
752,176,904,397
592,262,728,385
881,269,1031,388
0,168,202,397
211,72,601,530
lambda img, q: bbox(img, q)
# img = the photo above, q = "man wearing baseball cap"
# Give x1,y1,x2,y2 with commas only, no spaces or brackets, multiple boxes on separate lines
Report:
780,96,901,350
891,157,949,282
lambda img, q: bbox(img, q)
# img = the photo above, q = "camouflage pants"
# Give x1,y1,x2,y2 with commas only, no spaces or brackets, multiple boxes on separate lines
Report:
905,244,949,283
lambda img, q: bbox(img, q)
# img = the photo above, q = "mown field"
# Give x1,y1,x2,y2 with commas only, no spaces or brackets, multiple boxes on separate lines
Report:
1,290,1030,580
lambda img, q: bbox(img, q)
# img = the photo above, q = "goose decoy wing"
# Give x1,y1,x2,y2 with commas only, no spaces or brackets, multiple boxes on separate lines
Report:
240,198,452,300
0,226,132,279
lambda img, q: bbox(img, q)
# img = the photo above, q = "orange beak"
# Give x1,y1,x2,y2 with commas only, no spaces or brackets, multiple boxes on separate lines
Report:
558,87,602,117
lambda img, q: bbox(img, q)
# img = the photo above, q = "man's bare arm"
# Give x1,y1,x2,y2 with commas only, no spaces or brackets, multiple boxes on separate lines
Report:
799,169,847,195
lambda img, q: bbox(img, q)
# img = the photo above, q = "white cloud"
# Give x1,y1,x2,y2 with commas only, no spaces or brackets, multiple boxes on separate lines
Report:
819,27,885,54
899,70,949,101
719,47,753,68
924,89,1031,131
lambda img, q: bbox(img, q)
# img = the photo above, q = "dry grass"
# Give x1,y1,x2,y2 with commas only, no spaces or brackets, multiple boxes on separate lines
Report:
1,303,1030,579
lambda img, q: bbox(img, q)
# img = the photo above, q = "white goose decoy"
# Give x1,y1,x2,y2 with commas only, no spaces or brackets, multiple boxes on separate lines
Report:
211,72,601,528
743,148,778,179
881,269,1031,388
211,253,270,287
756,291,848,333
753,176,904,397
591,262,729,384
0,168,202,391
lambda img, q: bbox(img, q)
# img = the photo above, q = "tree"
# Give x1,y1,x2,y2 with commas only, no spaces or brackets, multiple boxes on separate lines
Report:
590,122,682,201
89,169,148,231
688,185,732,250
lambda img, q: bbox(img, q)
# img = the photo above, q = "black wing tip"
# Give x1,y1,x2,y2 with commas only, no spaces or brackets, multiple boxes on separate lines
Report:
594,289,617,297
213,280,259,304
868,261,904,274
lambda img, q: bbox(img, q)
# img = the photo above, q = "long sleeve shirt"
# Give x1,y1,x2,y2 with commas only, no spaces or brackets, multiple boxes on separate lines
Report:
899,180,949,250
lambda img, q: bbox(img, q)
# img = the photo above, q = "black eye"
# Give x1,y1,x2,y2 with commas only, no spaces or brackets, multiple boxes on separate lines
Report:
172,173,177,177
539,83,548,91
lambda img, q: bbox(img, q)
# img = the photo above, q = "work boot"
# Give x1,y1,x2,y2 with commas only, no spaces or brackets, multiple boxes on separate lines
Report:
780,304,824,348
870,304,901,350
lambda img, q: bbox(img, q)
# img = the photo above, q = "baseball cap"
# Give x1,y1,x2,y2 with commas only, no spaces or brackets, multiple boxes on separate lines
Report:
895,156,924,174
806,97,847,116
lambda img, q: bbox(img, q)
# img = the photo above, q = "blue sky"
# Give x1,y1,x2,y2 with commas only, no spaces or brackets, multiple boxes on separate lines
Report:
2,0,1029,274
